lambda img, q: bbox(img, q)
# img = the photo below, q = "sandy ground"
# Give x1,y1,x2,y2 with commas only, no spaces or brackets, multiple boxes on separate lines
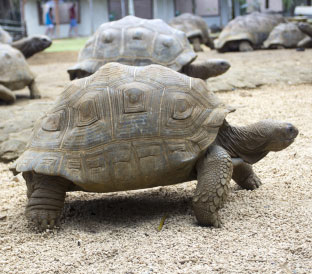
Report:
0,49,312,273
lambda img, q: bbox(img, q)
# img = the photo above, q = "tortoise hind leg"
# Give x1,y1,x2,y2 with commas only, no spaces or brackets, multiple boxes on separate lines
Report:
0,84,16,104
23,172,71,230
193,145,233,227
28,80,41,99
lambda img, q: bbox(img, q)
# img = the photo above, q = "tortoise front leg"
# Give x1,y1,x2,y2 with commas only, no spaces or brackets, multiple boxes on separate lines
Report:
28,80,41,99
193,145,233,227
23,172,70,230
232,159,261,190
0,84,16,104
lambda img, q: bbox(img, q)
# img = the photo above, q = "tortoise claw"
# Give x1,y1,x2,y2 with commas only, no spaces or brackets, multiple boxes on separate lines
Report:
244,173,262,190
26,209,61,230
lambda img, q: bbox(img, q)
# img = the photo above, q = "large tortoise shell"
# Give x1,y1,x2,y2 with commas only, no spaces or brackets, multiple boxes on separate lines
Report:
67,16,196,80
17,63,232,192
216,12,286,51
0,44,34,87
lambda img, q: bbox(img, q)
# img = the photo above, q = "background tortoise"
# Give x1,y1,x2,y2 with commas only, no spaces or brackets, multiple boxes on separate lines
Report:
15,62,298,230
0,44,41,104
0,26,51,59
263,22,307,49
216,12,286,52
68,15,230,81
297,22,312,48
169,13,215,52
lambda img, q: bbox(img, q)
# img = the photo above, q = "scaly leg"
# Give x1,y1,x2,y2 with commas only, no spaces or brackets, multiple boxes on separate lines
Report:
232,159,261,190
23,172,71,230
28,80,41,99
193,145,233,227
0,84,16,104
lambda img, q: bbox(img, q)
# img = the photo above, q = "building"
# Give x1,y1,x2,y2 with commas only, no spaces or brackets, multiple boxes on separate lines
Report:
23,0,286,38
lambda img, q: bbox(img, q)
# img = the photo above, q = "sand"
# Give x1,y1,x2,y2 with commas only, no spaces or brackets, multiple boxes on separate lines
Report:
0,48,312,274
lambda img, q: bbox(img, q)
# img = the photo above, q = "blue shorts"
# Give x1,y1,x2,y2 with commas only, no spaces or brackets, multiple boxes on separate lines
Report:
70,18,77,27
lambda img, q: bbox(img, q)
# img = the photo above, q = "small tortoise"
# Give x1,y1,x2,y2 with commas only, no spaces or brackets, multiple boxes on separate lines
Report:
15,62,298,230
263,22,307,49
0,26,52,59
68,15,229,81
0,44,41,104
216,12,286,52
169,13,215,52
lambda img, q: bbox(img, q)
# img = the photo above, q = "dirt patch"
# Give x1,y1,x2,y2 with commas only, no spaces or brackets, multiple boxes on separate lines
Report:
0,49,312,273
27,51,78,65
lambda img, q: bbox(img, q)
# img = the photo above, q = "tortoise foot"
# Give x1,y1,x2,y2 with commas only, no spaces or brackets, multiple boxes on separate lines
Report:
195,210,222,228
242,173,262,190
23,172,70,230
30,94,41,99
26,208,61,230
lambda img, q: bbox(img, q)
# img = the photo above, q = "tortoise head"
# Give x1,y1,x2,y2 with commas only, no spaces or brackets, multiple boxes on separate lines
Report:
216,119,298,164
255,120,298,152
30,35,52,51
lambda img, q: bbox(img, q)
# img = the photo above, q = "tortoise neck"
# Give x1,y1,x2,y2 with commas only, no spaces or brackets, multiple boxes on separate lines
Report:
215,120,269,164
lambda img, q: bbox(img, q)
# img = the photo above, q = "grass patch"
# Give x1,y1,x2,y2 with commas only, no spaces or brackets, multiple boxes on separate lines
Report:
45,37,89,52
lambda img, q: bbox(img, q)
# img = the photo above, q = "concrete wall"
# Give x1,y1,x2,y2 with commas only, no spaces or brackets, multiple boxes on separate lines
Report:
25,0,108,38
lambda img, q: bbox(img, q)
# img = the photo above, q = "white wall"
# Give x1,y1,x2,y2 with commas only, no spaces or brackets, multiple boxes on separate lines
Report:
25,0,108,38
153,0,175,22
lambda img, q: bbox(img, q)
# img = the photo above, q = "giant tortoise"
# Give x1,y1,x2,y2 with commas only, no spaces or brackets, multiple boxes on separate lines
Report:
15,62,298,230
169,13,214,52
216,12,286,52
0,44,41,104
68,16,229,81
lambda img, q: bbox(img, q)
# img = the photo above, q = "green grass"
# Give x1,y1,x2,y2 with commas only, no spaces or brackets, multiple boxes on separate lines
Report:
45,37,89,52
